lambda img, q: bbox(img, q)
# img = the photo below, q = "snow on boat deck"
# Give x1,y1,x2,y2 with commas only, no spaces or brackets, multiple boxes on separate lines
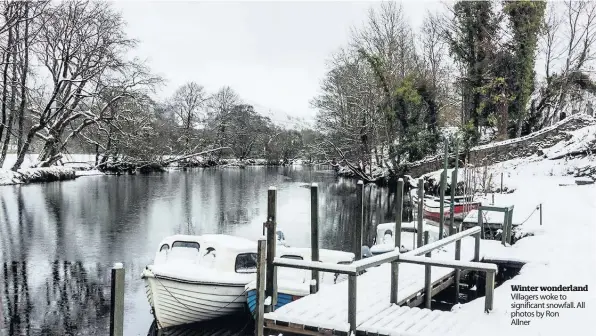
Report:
264,237,485,335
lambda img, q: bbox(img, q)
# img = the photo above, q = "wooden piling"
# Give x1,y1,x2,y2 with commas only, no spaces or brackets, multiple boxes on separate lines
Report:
454,232,461,304
485,271,495,313
354,180,364,261
310,183,320,294
439,141,448,238
539,203,542,226
110,263,125,336
506,206,514,245
501,209,508,246
478,208,484,239
390,179,404,304
417,178,424,248
256,238,267,336
449,169,458,236
474,231,481,299
265,187,278,312
348,274,357,335
424,231,431,309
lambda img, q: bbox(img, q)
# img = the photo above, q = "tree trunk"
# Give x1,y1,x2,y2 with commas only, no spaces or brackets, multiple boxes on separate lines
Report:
0,6,13,153
0,15,20,166
16,2,30,154
11,124,41,171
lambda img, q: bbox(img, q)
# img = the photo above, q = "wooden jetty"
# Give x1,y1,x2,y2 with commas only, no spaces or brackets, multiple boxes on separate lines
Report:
255,176,501,336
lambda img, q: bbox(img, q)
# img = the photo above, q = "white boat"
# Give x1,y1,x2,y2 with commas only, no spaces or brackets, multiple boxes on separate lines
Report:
369,221,442,255
142,234,261,329
244,246,355,317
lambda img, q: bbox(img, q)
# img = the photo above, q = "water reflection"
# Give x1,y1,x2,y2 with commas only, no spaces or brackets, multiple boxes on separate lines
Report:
1,166,402,335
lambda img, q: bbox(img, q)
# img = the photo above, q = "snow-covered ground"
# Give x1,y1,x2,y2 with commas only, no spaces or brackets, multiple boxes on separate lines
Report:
442,158,596,335
0,154,102,186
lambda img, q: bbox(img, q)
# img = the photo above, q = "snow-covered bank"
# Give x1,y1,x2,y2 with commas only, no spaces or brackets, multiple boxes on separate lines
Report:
0,167,78,186
441,156,596,335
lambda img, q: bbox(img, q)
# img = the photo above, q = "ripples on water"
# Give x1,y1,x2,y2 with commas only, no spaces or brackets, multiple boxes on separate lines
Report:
0,166,406,335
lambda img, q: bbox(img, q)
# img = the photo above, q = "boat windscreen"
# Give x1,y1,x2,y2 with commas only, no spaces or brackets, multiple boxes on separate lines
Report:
235,253,258,273
172,241,200,251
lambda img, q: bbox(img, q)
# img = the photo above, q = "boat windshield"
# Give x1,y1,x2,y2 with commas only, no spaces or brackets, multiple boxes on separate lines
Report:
235,253,258,273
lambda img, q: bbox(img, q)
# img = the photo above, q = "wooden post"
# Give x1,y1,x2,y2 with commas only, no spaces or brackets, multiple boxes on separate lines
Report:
417,178,424,248
474,232,480,262
439,171,446,238
449,169,457,236
501,209,508,246
478,208,484,239
110,263,125,336
390,179,404,304
439,141,448,238
506,206,514,245
310,183,320,294
485,271,495,313
500,172,503,193
474,231,481,299
265,187,277,312
539,203,542,226
348,274,357,335
454,235,461,304
451,140,459,236
354,180,364,261
424,231,431,309
256,238,267,336
491,193,494,205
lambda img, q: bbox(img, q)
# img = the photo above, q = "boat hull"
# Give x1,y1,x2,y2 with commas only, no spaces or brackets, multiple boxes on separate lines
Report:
144,274,248,329
246,288,302,318
423,202,481,221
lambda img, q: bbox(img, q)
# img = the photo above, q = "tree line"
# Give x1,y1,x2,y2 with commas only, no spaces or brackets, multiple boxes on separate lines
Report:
312,0,596,180
1,1,594,175
0,0,323,172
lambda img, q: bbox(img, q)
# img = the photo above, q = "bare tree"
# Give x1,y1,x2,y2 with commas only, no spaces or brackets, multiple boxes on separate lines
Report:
171,81,208,152
11,0,138,169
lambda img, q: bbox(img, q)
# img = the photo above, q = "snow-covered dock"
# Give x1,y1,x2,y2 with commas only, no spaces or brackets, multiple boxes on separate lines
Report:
262,228,501,336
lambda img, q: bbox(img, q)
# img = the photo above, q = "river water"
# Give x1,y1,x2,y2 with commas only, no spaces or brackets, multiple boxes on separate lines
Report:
0,166,407,336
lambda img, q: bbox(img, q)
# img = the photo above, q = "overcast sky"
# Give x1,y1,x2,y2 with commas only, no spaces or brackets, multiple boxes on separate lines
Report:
112,1,444,126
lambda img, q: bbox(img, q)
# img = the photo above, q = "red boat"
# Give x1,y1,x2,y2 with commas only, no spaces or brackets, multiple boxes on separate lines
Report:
422,196,481,221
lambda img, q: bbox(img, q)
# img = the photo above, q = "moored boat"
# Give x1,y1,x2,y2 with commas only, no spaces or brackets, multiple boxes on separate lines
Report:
422,196,481,221
244,247,354,318
142,234,261,330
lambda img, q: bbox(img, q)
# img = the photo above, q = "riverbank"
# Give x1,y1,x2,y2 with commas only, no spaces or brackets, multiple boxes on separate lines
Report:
446,155,596,335
0,167,78,186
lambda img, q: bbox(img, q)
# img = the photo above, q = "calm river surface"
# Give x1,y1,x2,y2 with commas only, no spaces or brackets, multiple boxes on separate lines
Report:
0,166,404,336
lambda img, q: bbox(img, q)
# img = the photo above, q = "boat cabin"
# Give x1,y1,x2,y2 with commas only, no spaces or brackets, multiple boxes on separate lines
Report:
154,234,259,274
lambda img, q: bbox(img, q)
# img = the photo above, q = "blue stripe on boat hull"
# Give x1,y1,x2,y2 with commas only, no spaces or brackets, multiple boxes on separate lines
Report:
246,289,302,318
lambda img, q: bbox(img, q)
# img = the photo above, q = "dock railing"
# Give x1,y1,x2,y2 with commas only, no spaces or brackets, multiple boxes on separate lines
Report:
269,226,498,335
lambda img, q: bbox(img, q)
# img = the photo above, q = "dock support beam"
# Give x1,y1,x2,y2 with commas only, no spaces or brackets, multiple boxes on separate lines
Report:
454,231,461,304
348,274,357,335
353,181,364,261
390,179,404,304
478,208,484,239
256,238,267,336
485,270,495,313
506,206,514,245
110,263,125,336
417,178,424,248
423,231,431,309
449,169,457,236
265,187,278,312
310,183,320,294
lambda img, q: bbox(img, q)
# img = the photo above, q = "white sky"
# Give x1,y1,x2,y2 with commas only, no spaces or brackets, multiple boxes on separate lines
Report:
112,1,445,126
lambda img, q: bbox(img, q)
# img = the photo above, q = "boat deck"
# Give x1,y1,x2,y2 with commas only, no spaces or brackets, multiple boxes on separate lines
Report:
264,237,480,335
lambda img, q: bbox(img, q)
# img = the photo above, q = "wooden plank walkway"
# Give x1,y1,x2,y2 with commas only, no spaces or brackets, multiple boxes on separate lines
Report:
264,237,480,335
